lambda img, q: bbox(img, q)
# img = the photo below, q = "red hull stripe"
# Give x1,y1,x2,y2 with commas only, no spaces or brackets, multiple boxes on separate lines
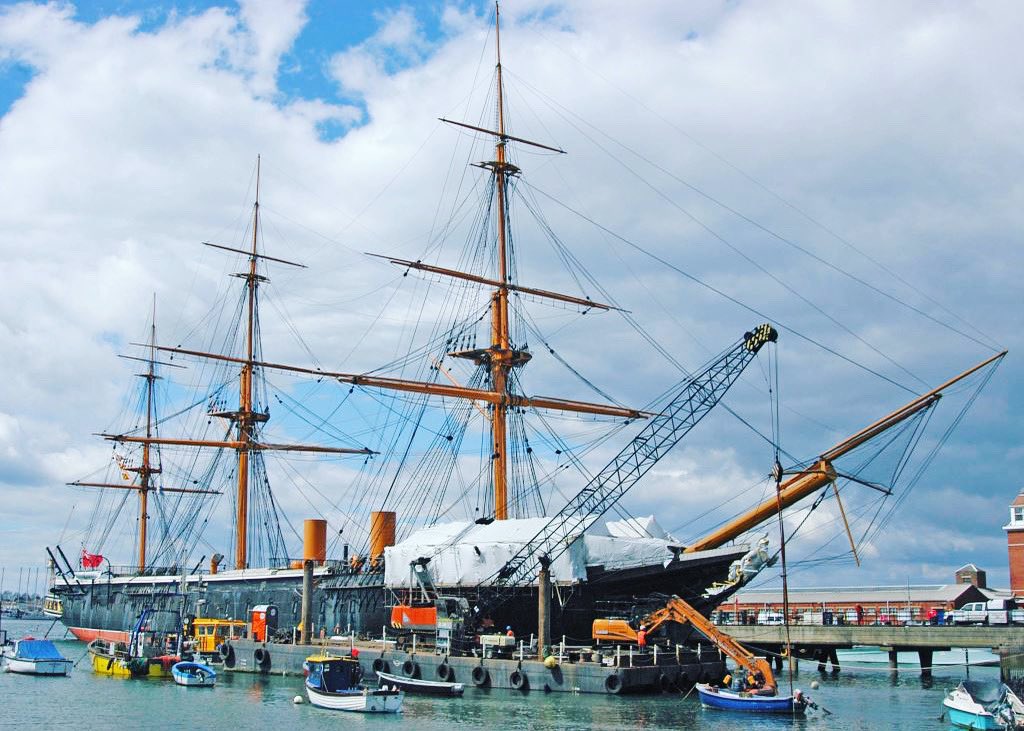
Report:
68,627,131,643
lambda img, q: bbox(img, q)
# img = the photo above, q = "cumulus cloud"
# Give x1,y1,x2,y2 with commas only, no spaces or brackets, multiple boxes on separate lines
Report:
0,1,1020,592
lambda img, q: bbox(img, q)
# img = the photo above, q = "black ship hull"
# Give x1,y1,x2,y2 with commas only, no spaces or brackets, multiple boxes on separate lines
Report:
55,545,747,645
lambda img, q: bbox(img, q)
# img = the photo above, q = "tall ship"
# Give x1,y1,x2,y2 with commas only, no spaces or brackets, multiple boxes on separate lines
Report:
50,6,1004,645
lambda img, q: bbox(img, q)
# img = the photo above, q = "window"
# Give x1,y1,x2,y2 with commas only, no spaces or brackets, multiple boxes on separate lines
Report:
1014,507,1024,523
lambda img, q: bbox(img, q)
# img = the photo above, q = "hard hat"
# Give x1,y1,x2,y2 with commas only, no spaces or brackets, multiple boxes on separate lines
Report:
640,625,646,630
506,626,512,630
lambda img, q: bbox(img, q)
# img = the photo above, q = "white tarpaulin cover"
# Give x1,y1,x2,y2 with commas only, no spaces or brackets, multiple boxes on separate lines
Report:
383,515,682,588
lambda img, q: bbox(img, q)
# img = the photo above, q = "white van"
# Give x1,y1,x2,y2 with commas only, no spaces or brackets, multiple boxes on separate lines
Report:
757,610,785,625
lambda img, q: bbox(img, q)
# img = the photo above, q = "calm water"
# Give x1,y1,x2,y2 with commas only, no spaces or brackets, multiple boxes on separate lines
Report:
0,619,987,729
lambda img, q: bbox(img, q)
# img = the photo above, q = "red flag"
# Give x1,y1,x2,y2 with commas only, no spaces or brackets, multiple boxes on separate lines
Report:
81,549,104,569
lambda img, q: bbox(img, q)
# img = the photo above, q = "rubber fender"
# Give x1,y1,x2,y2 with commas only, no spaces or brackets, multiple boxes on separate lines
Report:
658,672,674,693
471,665,489,687
437,663,454,682
604,673,623,694
509,669,528,691
372,658,389,674
222,643,236,669
401,659,419,678
254,647,270,672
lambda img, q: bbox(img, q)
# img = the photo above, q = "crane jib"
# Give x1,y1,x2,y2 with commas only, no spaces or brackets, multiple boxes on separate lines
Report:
477,324,778,615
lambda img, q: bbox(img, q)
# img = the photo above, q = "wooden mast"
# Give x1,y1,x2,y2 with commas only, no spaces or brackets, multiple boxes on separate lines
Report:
492,1,511,519
139,300,156,571
103,158,375,572
235,155,261,569
69,301,218,572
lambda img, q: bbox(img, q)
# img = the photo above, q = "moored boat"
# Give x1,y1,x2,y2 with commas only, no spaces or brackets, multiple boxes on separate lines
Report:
172,660,216,687
1,638,73,676
305,654,403,713
943,681,1024,730
696,683,807,715
376,668,464,696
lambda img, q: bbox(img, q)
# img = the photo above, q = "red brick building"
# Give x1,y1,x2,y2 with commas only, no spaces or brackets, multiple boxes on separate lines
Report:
718,582,988,626
1004,490,1024,594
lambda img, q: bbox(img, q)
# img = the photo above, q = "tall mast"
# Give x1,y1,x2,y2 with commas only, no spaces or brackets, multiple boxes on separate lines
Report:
236,155,262,569
103,158,374,572
138,298,157,571
70,300,222,572
491,2,512,520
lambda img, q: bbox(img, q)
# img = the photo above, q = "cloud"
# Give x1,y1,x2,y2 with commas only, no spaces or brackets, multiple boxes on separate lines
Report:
0,0,1020,592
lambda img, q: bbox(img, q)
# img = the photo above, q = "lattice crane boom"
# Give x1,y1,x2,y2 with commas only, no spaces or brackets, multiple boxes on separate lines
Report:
478,324,778,611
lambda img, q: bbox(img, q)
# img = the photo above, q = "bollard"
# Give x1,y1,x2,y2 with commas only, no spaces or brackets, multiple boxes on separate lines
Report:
629,645,633,668
654,645,658,664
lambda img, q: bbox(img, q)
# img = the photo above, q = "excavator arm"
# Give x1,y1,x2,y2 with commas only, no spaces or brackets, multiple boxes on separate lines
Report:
593,594,776,689
663,595,776,690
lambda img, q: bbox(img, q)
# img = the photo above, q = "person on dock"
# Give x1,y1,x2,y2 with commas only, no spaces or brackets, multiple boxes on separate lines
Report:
636,625,647,649
506,626,515,639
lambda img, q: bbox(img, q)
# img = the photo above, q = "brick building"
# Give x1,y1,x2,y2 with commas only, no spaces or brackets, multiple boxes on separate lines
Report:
1005,490,1024,595
718,582,988,626
955,563,987,588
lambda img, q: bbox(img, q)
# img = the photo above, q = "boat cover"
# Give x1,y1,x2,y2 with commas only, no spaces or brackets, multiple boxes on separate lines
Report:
383,515,690,588
14,640,65,660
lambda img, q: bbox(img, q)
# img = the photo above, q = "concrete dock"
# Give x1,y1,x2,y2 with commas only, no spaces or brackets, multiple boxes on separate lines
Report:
218,638,726,695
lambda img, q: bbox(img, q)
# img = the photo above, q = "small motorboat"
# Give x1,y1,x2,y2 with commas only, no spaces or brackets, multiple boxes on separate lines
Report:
172,661,217,687
695,683,808,715
1,638,73,676
376,669,464,696
304,654,403,713
943,681,1024,730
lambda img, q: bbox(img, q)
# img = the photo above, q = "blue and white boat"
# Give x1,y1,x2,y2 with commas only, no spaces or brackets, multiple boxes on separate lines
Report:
695,683,808,715
171,660,217,687
1,638,73,676
943,681,1024,730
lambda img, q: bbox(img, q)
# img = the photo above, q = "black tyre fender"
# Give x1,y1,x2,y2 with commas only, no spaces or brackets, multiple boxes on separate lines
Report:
658,672,674,693
437,663,454,682
471,665,489,687
222,642,236,669
605,673,623,694
402,659,419,678
509,669,528,691
254,646,270,672
372,658,389,674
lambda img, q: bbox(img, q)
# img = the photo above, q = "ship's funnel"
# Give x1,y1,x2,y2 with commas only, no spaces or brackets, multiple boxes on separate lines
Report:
303,519,327,565
369,511,396,561
210,553,224,575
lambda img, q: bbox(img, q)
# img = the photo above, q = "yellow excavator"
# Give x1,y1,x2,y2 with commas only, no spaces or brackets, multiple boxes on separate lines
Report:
593,594,777,692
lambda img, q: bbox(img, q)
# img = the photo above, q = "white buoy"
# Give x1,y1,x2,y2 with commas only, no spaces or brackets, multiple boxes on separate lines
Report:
810,680,820,690
293,695,304,704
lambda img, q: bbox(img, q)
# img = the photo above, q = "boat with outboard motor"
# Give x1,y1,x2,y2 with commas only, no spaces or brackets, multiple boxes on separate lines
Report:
943,681,1024,730
172,660,217,687
304,654,403,713
695,683,808,714
1,638,73,676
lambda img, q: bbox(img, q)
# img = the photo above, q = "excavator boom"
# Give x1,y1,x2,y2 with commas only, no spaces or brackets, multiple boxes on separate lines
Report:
594,594,776,689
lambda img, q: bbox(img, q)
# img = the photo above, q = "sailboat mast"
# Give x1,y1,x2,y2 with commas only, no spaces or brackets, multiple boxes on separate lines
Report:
138,300,157,572
491,2,512,520
236,155,261,569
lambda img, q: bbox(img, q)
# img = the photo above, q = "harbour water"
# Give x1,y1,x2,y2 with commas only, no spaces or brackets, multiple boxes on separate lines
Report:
0,620,991,729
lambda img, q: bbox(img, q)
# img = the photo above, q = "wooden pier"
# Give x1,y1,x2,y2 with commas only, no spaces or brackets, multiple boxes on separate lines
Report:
723,624,1024,677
